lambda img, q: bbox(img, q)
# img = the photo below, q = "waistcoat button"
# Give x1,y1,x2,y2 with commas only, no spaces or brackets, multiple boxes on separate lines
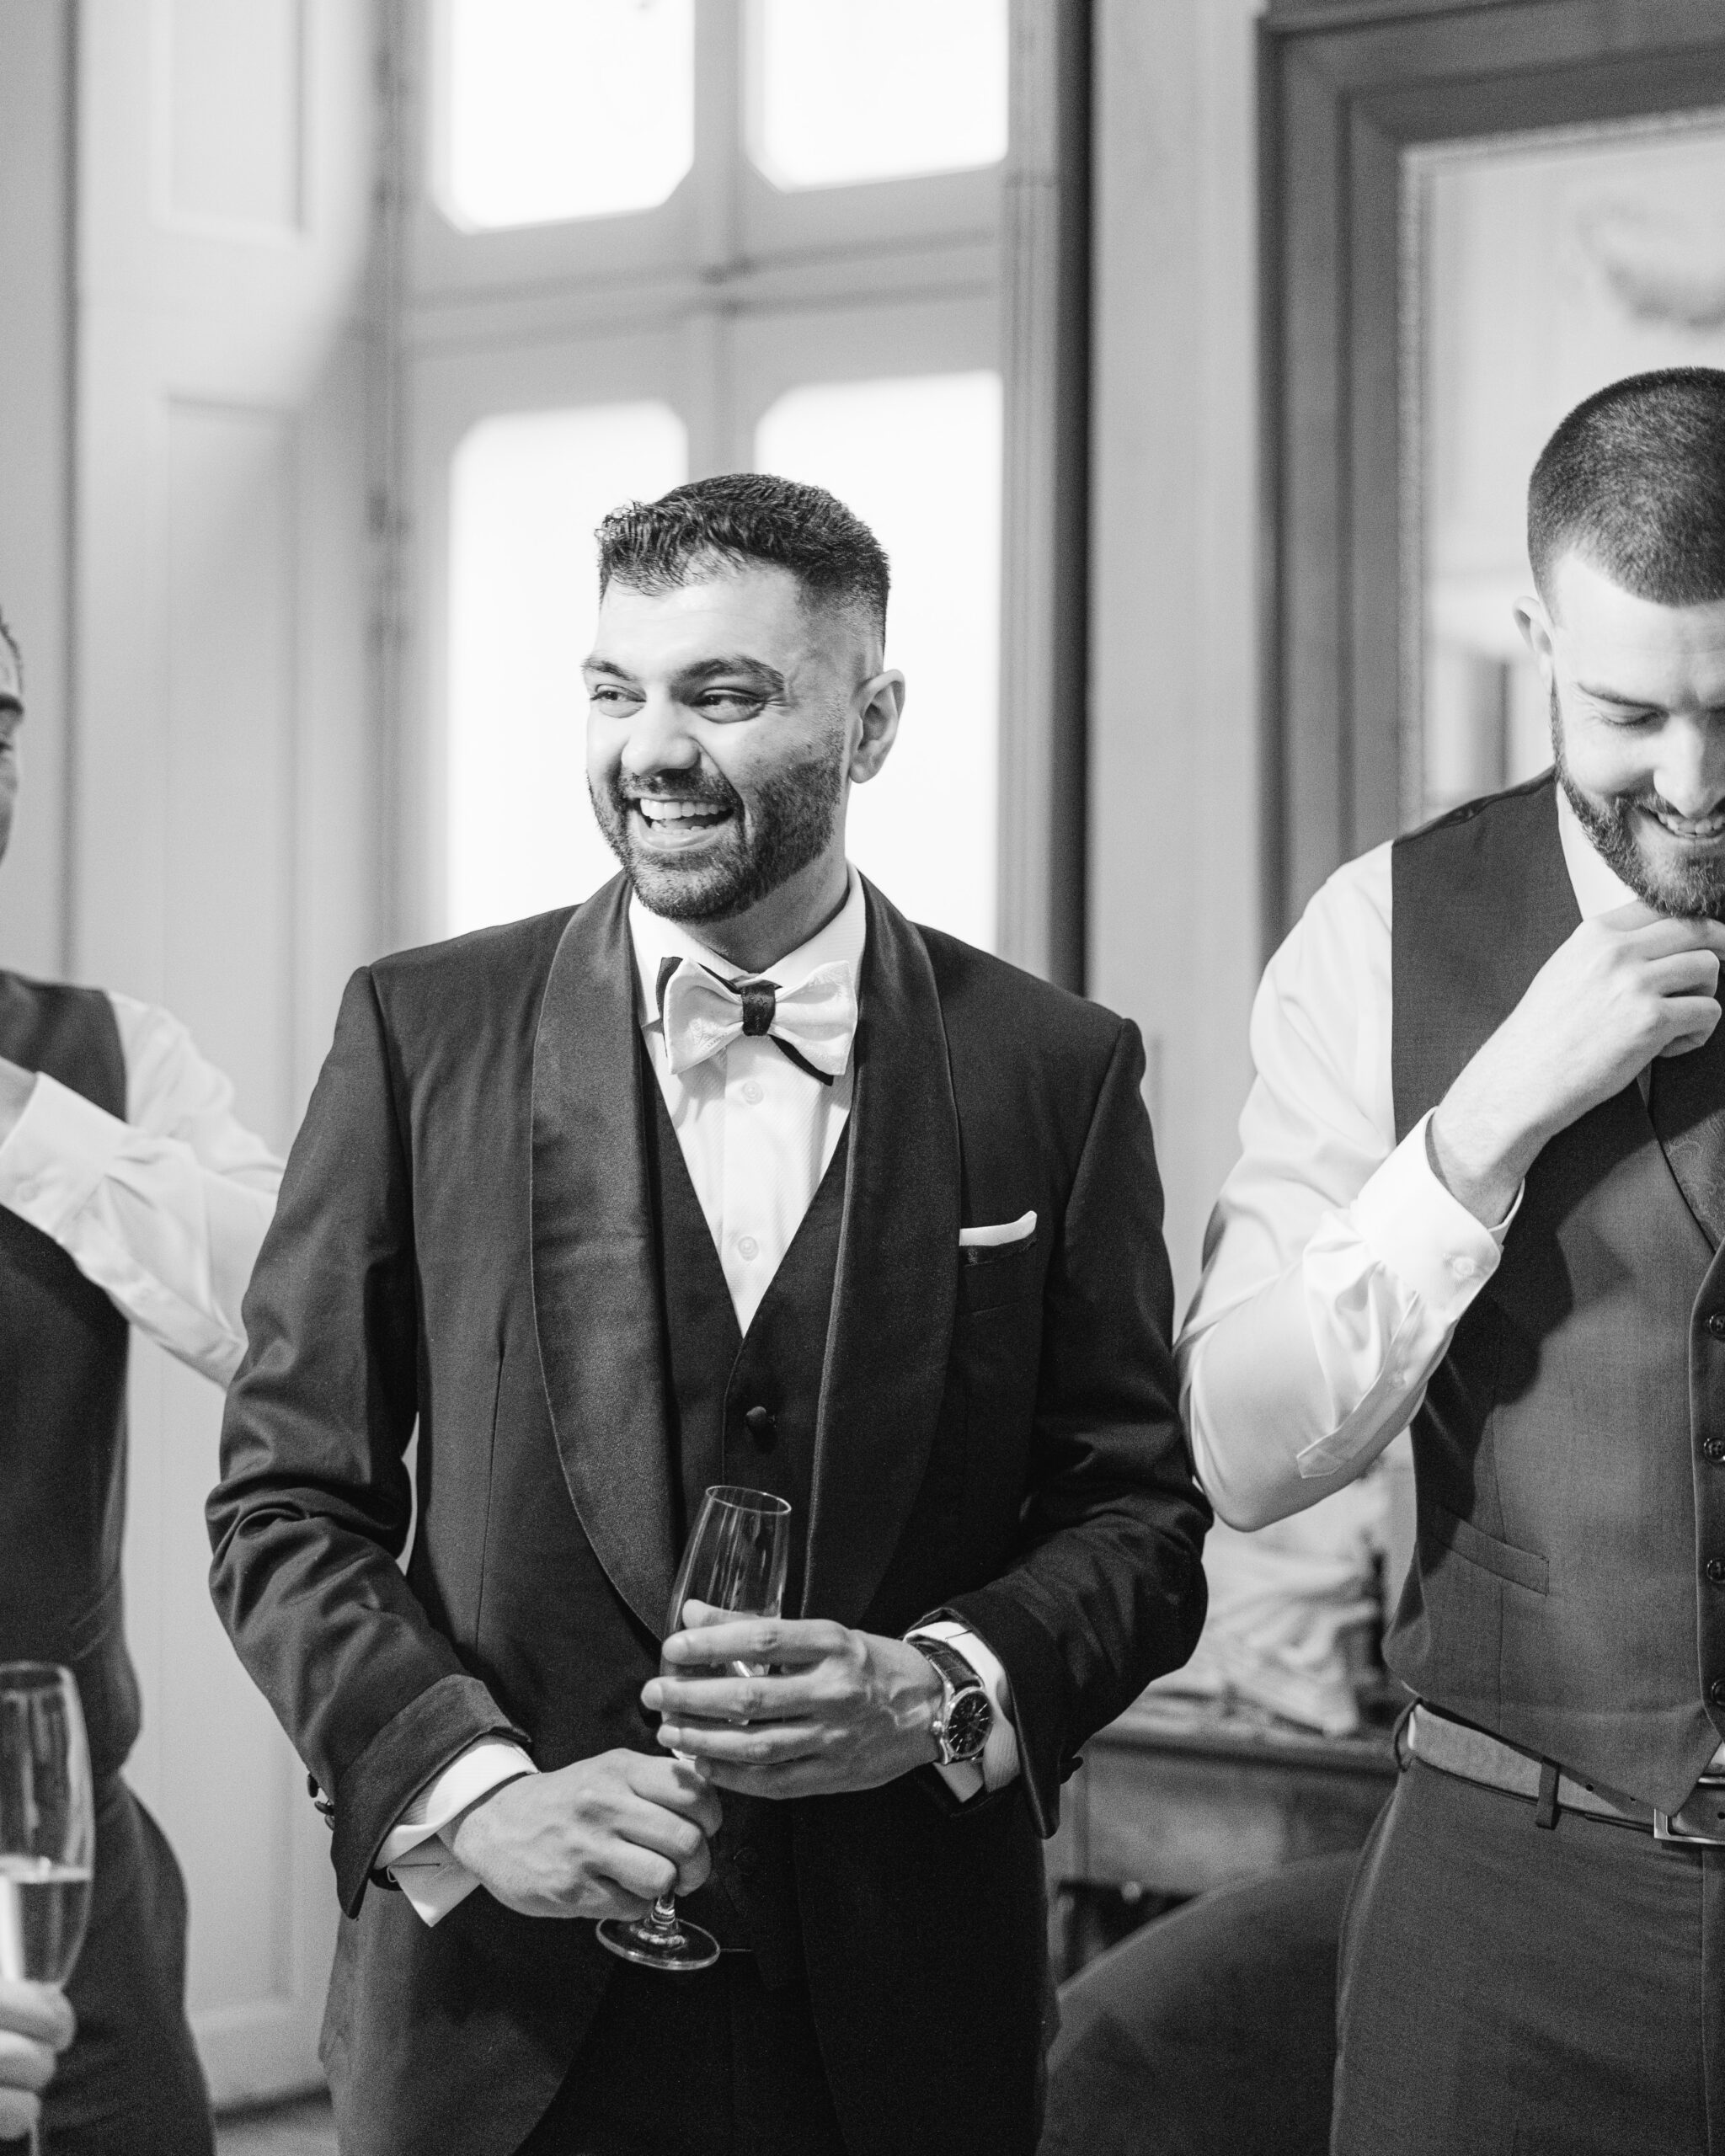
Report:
1709,1313,1725,1342
1712,1680,1725,1708
1711,1561,1725,1586
1708,1438,1725,1465
744,1405,777,1450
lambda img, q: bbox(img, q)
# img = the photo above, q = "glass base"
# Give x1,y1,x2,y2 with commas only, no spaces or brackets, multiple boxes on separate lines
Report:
596,1903,721,1973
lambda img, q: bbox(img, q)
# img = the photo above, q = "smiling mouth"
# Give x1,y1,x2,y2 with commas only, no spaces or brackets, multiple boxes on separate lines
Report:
628,794,734,842
1638,804,1725,845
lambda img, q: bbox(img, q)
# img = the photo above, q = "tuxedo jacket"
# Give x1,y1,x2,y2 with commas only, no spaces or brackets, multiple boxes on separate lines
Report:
208,875,1209,2156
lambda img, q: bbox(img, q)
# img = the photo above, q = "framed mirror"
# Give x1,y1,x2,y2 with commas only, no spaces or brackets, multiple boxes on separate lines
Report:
1409,110,1725,827
1260,0,1725,947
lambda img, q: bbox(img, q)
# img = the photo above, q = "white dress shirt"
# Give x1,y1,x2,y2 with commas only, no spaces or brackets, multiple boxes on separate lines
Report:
633,876,862,1334
383,875,1019,1924
0,992,281,1388
1178,783,1632,1532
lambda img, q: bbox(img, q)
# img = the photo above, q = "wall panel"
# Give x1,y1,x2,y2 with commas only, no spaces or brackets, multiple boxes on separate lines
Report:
0,2,74,978
1088,0,1264,1310
78,0,377,2106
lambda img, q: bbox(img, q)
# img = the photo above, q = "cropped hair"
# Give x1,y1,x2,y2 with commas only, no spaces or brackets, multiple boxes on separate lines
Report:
1529,367,1725,607
596,473,889,638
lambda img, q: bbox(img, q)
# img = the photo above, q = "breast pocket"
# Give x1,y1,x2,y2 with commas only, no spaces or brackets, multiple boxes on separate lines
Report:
958,1234,1040,1316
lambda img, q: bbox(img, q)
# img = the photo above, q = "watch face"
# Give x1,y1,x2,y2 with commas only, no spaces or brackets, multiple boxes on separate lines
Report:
946,1689,991,1764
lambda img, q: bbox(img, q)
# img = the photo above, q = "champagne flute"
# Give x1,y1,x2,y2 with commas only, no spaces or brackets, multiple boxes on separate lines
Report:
597,1486,791,1974
0,1665,94,2156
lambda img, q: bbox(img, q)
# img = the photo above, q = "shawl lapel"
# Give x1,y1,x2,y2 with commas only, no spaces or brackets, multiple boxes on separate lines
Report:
530,875,678,1638
802,880,961,1625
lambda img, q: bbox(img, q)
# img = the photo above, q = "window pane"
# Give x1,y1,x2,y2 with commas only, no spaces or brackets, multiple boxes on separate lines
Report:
447,402,686,934
750,0,1008,192
755,372,1001,949
439,0,694,231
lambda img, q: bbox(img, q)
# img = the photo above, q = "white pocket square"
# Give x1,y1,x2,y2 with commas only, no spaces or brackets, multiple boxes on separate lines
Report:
959,1210,1037,1250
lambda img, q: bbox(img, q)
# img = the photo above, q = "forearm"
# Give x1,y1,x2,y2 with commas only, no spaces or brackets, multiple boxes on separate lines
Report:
1181,1113,1512,1529
0,1070,278,1385
1427,1040,1552,1226
1183,1264,1418,1529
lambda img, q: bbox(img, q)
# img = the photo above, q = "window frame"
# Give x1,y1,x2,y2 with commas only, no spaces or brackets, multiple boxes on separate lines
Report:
382,0,1087,982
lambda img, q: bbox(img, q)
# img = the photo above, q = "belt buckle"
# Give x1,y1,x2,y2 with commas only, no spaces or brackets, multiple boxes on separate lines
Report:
1654,1775,1725,1849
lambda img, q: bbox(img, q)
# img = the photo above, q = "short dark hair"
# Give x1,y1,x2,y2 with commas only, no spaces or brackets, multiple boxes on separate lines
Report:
596,472,890,638
1529,366,1725,607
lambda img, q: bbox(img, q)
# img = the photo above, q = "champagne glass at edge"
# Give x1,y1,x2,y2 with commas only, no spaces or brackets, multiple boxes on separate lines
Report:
596,1486,791,1974
0,1663,94,2156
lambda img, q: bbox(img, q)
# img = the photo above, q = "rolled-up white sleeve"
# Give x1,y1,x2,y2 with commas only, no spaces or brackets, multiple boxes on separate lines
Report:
0,995,282,1388
1178,846,1516,1531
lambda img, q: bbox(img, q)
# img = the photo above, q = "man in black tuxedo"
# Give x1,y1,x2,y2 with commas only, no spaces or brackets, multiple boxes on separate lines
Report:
208,473,1208,2156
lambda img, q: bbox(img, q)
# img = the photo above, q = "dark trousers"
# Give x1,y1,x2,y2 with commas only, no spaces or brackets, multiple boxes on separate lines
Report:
40,1775,212,2156
516,1955,847,2156
1039,1851,1357,2156
1335,1754,1725,2155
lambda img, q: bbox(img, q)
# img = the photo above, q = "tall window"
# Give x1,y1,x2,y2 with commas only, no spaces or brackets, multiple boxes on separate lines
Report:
400,1,1010,948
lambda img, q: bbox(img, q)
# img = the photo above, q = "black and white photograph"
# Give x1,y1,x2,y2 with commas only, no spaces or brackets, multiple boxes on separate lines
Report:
6,3,1725,2152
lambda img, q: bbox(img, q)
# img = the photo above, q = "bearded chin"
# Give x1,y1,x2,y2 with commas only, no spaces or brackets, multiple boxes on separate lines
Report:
590,742,846,923
1551,686,1725,920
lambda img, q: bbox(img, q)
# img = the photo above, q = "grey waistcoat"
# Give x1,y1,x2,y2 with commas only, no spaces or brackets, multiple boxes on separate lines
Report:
1389,772,1725,1812
0,974,137,1781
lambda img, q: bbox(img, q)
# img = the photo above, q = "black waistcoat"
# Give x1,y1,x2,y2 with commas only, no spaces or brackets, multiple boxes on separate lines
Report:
641,1069,848,1981
1389,773,1725,1812
0,975,137,1780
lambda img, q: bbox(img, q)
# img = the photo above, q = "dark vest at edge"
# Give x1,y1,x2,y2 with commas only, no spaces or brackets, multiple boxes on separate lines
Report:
641,1065,847,1984
0,974,137,1781
1390,772,1725,1812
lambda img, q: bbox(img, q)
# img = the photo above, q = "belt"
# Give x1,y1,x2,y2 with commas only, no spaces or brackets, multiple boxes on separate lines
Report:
1405,1703,1725,1849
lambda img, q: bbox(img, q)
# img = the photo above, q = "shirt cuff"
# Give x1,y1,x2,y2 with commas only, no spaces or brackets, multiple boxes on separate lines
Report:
1351,1109,1517,1326
0,1072,127,1241
377,1737,537,1928
908,1620,1020,1801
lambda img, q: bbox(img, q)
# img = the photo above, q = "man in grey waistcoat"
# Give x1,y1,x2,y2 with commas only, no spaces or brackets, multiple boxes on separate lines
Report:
1178,366,1725,2152
0,612,282,2153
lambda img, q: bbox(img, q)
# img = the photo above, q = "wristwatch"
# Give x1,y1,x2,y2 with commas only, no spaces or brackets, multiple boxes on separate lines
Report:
912,1636,993,1766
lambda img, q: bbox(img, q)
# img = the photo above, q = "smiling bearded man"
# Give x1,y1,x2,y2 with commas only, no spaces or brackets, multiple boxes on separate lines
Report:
208,472,1209,2156
1178,366,1725,2156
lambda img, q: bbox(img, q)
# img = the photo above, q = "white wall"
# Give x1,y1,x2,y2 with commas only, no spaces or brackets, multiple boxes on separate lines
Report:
0,0,73,979
77,0,380,2102
1089,0,1264,1313
0,0,382,2108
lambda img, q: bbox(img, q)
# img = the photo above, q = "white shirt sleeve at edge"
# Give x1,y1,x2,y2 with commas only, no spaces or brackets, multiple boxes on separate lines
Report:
380,1739,540,1926
0,995,282,1389
1177,847,1519,1534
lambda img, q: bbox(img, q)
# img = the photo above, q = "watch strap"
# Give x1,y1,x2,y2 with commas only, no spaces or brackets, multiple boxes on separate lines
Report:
911,1635,992,1765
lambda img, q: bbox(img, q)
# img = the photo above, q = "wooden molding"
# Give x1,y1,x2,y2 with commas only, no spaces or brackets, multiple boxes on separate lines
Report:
1259,0,1725,948
999,0,1090,990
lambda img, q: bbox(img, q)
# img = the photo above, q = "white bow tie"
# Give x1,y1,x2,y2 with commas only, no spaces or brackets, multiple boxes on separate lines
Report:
657,956,859,1083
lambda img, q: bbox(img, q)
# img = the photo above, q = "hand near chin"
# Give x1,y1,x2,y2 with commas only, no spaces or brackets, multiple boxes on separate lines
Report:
445,1751,721,1921
1430,899,1725,1225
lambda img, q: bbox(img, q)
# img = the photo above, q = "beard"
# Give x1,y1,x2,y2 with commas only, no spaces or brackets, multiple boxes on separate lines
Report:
590,735,846,924
1551,685,1725,919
